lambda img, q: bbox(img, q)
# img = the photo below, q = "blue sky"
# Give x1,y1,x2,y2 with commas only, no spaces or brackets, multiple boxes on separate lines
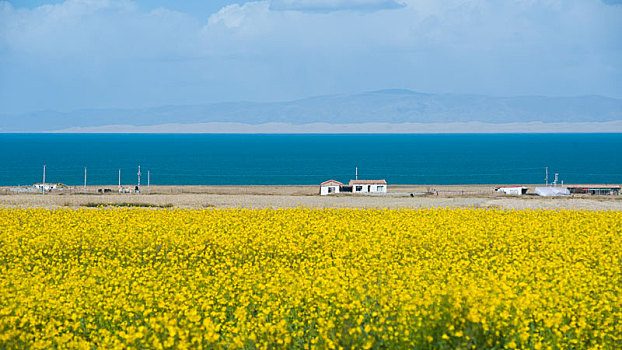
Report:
1,0,621,114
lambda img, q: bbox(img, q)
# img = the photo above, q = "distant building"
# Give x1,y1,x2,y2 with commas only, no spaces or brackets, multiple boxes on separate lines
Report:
320,179,388,195
349,180,387,194
535,187,570,197
33,183,58,191
495,186,528,195
119,187,134,193
565,184,621,196
320,180,343,195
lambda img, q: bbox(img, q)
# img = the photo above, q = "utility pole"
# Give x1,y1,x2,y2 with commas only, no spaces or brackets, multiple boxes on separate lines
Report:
545,167,548,186
355,167,358,181
147,170,150,192
42,165,46,195
554,173,559,187
84,167,87,192
118,169,121,192
137,165,141,189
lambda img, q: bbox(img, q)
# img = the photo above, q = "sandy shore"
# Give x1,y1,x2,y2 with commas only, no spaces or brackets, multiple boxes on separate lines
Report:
56,121,622,133
1,185,621,210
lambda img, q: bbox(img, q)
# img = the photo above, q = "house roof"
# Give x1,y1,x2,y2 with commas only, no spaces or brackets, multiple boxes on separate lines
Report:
349,179,387,185
321,180,343,186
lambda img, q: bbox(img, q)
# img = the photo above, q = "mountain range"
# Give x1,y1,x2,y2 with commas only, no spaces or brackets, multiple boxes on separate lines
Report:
1,90,621,132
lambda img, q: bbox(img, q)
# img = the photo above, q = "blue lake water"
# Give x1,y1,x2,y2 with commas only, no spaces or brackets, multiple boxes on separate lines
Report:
0,134,620,186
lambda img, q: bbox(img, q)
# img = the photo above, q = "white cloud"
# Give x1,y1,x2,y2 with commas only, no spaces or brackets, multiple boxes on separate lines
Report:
0,0,620,114
0,0,199,58
207,1,270,28
270,0,405,12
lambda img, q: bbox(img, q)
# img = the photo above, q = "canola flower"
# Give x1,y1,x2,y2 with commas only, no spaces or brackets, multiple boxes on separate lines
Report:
0,207,620,349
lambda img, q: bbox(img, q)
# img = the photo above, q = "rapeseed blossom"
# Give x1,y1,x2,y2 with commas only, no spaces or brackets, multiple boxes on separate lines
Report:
0,207,620,349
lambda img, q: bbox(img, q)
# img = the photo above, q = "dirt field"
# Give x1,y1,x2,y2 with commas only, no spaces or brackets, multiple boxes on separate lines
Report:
1,185,621,210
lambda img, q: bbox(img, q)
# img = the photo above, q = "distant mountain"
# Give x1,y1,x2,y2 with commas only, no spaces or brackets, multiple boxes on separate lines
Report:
1,90,621,132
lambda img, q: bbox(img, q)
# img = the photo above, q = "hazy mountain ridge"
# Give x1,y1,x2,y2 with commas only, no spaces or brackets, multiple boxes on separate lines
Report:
1,90,621,132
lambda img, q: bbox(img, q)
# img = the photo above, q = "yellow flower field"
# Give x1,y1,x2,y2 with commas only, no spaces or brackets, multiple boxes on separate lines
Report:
0,207,620,349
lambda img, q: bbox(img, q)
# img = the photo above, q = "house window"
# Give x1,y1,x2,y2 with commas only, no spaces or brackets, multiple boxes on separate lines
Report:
355,186,363,192
327,187,334,193
377,186,384,191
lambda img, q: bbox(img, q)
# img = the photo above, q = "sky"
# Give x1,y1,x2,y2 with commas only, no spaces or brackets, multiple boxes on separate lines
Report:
0,0,621,114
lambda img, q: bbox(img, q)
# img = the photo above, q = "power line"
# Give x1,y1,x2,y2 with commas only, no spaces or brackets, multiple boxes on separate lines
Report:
545,167,548,186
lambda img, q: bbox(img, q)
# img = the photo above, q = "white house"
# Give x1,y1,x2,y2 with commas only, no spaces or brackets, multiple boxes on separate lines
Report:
320,180,343,195
33,183,58,191
349,180,387,194
495,186,528,195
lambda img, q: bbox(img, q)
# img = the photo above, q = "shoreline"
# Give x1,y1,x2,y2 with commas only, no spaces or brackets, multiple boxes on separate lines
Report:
47,121,622,133
1,184,620,211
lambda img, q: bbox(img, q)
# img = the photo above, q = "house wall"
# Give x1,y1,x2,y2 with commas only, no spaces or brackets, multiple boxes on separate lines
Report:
320,185,340,195
34,184,57,190
352,184,387,193
497,187,523,195
353,184,366,193
373,184,387,193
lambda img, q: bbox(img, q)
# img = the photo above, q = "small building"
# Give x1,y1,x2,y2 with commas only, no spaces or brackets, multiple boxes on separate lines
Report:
495,186,528,195
349,180,387,194
565,184,621,196
33,183,58,191
320,180,343,195
320,179,388,195
119,187,134,193
535,186,570,197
